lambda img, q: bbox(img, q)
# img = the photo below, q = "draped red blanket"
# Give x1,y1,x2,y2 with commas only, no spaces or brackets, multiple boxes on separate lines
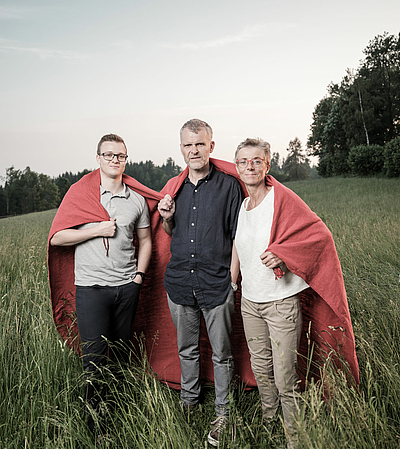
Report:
48,158,359,391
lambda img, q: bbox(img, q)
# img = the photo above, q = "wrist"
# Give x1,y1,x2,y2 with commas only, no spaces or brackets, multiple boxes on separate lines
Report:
133,271,146,283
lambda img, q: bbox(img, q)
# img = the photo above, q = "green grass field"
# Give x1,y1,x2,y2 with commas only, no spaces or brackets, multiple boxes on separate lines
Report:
0,177,399,448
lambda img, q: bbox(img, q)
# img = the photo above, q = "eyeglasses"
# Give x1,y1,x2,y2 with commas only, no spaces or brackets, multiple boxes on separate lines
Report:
99,152,128,162
236,157,265,168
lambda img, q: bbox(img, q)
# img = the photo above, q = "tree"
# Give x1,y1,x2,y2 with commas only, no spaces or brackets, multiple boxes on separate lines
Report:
37,173,59,210
308,32,400,177
0,186,6,216
270,152,281,172
383,136,400,177
4,166,22,215
2,166,59,216
124,159,181,191
55,177,71,205
283,138,310,181
361,32,400,142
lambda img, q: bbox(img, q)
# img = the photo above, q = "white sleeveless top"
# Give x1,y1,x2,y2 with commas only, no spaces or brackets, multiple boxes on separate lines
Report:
235,187,308,303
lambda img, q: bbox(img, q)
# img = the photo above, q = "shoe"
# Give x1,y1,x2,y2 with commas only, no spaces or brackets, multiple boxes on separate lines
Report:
207,416,229,446
180,401,197,414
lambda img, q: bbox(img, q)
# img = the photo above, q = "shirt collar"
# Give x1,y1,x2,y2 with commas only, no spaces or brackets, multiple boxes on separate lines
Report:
184,162,215,185
100,183,130,198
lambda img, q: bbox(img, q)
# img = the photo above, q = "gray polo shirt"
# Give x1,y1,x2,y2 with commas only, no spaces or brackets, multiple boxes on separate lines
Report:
74,184,150,286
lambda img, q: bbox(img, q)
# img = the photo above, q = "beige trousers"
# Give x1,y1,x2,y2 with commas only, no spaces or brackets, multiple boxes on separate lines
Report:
241,294,302,437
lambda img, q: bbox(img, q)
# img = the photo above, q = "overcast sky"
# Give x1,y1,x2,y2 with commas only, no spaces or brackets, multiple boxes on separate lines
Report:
1,0,399,180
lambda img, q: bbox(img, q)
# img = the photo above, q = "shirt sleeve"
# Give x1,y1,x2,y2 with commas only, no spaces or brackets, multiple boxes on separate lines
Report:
135,196,151,229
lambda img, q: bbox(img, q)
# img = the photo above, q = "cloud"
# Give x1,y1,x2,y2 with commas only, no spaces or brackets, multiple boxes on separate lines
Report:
161,24,272,50
0,40,86,61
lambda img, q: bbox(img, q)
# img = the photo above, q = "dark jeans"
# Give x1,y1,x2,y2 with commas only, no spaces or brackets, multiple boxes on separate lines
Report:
75,281,141,418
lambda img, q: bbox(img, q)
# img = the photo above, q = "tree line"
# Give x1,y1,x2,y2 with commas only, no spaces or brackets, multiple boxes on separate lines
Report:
0,145,317,218
307,32,400,177
0,158,182,218
270,137,319,182
1,142,322,218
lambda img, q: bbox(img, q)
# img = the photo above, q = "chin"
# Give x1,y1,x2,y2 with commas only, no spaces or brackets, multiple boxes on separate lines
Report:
189,161,206,170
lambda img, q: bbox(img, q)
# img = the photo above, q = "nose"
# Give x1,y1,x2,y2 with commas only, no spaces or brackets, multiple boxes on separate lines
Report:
111,154,120,162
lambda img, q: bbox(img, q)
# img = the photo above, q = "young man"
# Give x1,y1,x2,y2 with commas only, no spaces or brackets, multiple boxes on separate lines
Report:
50,134,152,433
158,119,242,446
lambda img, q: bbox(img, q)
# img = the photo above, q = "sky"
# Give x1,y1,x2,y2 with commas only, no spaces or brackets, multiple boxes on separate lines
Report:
0,0,399,181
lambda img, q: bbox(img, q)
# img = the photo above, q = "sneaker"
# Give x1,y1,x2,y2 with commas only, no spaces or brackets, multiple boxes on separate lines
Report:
207,416,229,446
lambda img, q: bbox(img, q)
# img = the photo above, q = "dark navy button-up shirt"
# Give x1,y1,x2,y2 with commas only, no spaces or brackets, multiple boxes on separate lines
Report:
164,164,242,308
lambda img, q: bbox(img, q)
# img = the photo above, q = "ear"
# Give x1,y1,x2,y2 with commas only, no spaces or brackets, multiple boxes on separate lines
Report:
96,153,101,165
209,140,215,153
266,162,271,174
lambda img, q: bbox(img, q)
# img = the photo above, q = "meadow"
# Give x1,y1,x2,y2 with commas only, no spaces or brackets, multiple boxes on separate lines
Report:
0,177,399,448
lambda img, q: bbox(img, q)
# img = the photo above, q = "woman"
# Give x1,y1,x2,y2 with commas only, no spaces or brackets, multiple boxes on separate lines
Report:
232,138,308,448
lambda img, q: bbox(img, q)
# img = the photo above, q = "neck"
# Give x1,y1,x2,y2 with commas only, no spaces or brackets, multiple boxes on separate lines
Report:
246,183,270,210
100,173,124,195
188,164,210,185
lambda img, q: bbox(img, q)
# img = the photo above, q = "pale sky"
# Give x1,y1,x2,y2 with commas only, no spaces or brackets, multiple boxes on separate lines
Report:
1,0,399,180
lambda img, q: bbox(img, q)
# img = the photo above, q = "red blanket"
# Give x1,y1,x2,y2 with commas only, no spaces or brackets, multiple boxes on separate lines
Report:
48,159,359,390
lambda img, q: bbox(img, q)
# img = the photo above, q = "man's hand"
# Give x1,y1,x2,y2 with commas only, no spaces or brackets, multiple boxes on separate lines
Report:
95,218,117,237
260,250,284,269
158,194,175,221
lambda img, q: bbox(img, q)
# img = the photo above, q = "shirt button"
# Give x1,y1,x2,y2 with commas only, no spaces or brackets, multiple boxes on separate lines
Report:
191,239,194,242
193,206,196,210
191,223,195,226
191,254,194,257
191,270,194,273
194,190,197,193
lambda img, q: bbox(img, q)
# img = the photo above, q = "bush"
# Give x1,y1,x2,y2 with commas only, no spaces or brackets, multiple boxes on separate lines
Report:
347,144,384,176
317,154,350,177
383,136,400,177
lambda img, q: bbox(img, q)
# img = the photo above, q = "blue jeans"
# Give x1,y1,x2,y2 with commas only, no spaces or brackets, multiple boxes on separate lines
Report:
168,288,235,416
75,281,141,411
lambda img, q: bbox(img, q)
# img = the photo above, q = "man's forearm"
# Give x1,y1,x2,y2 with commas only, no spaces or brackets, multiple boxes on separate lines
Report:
50,227,97,246
136,227,152,275
161,217,174,236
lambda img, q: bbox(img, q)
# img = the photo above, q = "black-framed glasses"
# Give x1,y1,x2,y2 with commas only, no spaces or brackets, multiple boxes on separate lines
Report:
100,152,128,162
236,157,265,168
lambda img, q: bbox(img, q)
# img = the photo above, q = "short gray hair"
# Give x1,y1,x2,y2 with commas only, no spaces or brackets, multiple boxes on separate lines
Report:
180,119,213,140
235,137,271,164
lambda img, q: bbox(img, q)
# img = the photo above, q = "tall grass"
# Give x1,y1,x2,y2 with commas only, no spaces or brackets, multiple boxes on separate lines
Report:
0,177,399,448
